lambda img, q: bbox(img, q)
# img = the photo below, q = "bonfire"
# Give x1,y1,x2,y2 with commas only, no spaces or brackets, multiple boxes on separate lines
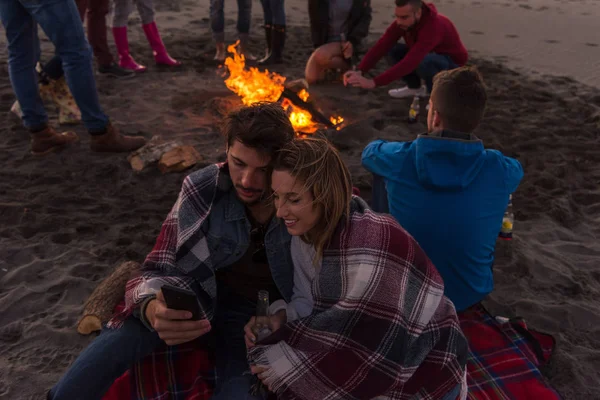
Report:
223,42,343,133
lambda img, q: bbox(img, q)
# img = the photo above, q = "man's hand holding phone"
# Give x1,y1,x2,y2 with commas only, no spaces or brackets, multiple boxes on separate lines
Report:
145,288,211,346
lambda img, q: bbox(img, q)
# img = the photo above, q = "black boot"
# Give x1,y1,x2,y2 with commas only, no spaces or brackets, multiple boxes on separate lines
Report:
259,24,285,65
258,24,272,63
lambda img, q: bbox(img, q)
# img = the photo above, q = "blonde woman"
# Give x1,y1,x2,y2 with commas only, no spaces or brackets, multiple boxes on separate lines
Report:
111,0,181,72
244,138,468,399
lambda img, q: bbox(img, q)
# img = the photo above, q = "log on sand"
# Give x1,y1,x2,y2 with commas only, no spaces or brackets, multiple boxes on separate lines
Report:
76,261,140,335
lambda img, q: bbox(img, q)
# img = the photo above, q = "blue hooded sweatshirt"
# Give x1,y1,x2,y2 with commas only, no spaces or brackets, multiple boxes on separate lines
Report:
362,133,523,311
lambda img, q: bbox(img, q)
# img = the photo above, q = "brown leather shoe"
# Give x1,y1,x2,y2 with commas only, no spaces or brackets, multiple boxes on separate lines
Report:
30,126,79,156
90,123,146,153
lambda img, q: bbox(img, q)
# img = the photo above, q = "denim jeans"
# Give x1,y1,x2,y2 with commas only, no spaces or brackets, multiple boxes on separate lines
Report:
210,0,252,43
387,43,458,93
50,288,264,399
0,0,109,132
371,173,390,214
260,0,285,26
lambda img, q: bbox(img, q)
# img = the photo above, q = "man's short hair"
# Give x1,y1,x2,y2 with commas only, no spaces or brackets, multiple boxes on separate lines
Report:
223,102,295,156
395,0,422,9
430,66,487,133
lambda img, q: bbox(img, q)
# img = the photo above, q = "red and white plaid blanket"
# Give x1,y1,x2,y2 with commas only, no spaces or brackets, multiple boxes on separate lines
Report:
247,198,468,399
107,164,224,329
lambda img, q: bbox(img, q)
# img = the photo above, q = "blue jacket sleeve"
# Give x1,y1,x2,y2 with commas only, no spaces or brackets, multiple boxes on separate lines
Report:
361,140,407,178
502,156,524,193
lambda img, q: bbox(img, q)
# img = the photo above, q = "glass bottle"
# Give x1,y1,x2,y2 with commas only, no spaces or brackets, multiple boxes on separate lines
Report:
499,195,514,240
252,290,272,342
408,95,420,124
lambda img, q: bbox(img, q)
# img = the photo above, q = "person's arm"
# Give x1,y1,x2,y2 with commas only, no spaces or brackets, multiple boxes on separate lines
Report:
371,26,440,87
269,238,316,322
346,0,372,49
357,22,403,74
502,155,524,193
361,139,408,178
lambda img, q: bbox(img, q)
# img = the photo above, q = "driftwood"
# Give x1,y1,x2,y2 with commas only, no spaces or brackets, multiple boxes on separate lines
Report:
127,137,182,172
76,261,140,335
158,145,203,174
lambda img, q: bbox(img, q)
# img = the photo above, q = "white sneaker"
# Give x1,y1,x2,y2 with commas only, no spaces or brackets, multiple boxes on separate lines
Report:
388,86,427,99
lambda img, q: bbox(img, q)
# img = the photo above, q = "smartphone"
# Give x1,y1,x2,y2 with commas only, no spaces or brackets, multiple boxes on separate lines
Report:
161,285,203,321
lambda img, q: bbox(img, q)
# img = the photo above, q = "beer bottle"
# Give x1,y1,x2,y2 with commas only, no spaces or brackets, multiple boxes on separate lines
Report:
408,95,420,124
499,195,514,240
252,290,272,342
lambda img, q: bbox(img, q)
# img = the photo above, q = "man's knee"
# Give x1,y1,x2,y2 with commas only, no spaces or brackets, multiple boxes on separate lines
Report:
416,57,449,80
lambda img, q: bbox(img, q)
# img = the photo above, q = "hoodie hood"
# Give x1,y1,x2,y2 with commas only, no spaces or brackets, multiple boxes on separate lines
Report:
414,132,486,191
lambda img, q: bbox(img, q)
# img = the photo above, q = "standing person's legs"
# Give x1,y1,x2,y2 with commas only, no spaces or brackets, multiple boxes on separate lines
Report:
112,0,133,28
134,0,154,24
211,290,263,400
0,0,48,131
416,54,458,94
210,0,225,60
25,0,108,132
112,0,148,72
49,317,163,400
305,42,347,84
86,0,113,67
27,0,146,152
258,0,273,60
236,0,254,59
139,0,181,66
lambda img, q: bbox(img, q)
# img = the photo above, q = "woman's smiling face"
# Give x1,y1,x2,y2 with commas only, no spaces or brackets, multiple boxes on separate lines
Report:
271,169,322,237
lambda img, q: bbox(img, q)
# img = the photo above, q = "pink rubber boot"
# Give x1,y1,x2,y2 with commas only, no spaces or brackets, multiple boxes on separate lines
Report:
112,26,147,72
142,22,182,67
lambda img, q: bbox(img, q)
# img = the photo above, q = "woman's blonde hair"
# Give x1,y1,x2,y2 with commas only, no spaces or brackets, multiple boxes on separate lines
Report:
272,137,352,262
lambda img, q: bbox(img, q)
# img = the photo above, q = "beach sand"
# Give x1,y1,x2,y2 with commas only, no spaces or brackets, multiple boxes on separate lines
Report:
1,0,599,398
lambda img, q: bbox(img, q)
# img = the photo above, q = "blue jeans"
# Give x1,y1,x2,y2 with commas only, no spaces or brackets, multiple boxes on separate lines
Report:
260,0,285,26
210,0,252,42
50,289,263,400
0,0,109,132
387,43,458,93
371,173,390,214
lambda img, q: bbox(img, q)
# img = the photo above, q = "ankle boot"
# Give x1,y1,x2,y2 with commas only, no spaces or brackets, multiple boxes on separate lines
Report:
112,26,147,72
30,126,79,156
90,123,146,153
258,25,272,63
259,24,285,65
142,22,182,67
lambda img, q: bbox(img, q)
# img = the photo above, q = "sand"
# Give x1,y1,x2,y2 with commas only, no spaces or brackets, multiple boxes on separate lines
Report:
1,0,599,398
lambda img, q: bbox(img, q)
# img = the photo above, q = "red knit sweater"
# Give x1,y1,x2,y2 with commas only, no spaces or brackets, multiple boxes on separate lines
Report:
358,2,468,87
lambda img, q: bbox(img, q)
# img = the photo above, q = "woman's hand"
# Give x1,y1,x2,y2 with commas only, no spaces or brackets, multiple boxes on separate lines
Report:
244,310,287,348
250,365,273,391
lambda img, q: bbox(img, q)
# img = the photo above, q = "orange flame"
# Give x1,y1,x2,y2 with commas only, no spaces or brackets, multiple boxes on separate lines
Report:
223,42,342,133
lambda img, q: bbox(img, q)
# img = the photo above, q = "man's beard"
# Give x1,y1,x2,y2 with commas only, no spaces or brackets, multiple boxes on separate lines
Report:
235,185,265,206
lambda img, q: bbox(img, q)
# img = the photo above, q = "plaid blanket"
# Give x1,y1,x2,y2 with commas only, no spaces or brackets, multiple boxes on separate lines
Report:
248,198,468,399
103,303,560,400
107,164,223,329
459,304,560,400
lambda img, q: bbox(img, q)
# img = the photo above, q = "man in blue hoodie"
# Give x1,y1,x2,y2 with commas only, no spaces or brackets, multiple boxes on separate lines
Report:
362,66,523,311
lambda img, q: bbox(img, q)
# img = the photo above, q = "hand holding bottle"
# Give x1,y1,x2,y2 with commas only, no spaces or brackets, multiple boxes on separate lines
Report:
244,310,287,349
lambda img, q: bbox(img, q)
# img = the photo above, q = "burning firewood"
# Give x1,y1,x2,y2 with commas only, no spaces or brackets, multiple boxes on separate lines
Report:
222,41,343,133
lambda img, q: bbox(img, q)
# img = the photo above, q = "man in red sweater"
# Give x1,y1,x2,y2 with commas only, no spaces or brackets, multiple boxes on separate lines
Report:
344,0,468,99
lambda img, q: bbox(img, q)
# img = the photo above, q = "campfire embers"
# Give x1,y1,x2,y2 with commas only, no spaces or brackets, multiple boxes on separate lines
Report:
223,42,343,134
